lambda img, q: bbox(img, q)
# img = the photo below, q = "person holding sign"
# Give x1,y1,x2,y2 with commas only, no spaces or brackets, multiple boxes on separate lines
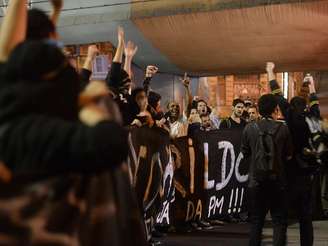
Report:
267,62,323,246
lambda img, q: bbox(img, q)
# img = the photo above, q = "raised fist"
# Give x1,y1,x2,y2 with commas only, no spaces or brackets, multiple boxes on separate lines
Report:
266,62,275,73
180,72,190,87
146,65,158,77
87,45,99,60
303,73,314,85
51,0,63,11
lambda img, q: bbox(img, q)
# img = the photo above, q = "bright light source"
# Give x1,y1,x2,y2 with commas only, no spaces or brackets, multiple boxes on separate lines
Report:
283,72,289,99
1,0,8,14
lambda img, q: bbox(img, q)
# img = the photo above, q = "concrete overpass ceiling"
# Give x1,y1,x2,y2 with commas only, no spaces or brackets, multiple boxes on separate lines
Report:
1,0,328,75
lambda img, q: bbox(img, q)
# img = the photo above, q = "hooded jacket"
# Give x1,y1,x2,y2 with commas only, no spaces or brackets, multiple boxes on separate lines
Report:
0,41,128,177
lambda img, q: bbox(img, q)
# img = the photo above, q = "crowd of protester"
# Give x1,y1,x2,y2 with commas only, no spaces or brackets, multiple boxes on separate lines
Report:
0,1,327,246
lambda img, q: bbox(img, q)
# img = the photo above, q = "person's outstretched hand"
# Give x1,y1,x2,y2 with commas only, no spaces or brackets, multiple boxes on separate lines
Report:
51,0,63,11
180,72,191,88
146,65,158,78
124,41,138,58
266,62,275,73
118,26,125,46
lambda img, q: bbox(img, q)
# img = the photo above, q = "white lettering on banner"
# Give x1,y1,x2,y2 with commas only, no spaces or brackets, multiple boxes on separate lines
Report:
163,152,174,196
228,189,234,214
156,153,174,225
203,141,248,191
228,188,245,214
156,201,170,224
233,188,239,213
235,152,249,183
239,188,244,213
208,195,224,217
204,143,215,189
216,141,235,191
185,200,202,221
195,200,202,220
188,138,195,194
186,201,194,221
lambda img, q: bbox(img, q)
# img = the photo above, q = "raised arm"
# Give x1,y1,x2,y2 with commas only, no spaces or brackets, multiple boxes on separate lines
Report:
181,73,192,116
0,0,27,62
124,41,138,79
113,27,125,64
265,62,290,118
304,74,321,118
143,65,158,95
106,27,125,90
79,45,99,89
50,0,63,28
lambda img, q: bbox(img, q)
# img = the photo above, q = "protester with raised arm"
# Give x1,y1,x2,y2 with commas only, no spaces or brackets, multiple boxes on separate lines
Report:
124,41,138,82
183,76,220,129
0,40,129,173
27,8,56,41
50,0,63,29
181,73,193,115
143,65,159,96
105,27,134,125
163,74,192,139
25,1,97,91
80,44,100,88
0,0,27,63
266,62,322,246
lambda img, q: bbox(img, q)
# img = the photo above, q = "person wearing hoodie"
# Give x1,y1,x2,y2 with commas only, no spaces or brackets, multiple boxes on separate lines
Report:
26,3,98,89
0,41,128,175
0,40,149,246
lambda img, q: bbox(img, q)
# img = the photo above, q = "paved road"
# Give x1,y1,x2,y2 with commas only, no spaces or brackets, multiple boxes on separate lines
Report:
161,221,328,246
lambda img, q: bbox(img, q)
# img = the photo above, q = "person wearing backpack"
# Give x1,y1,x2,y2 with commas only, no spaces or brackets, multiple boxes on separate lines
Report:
241,94,293,246
266,62,322,246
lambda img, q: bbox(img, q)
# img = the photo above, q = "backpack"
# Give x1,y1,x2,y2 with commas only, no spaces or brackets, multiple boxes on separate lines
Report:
302,116,328,168
253,121,282,181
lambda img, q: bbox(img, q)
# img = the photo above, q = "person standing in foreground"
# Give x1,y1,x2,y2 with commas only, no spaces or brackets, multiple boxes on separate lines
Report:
266,62,322,246
241,94,293,246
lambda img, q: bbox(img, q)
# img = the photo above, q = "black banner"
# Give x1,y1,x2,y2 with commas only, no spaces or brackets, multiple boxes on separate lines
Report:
155,129,250,225
128,126,170,238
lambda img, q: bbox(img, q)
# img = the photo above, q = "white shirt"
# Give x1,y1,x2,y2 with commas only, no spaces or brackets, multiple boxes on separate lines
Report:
210,113,221,129
169,116,188,139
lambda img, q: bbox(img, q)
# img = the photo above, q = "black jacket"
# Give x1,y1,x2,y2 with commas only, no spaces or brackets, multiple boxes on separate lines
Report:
269,79,321,175
105,62,154,126
241,118,293,187
0,42,128,178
